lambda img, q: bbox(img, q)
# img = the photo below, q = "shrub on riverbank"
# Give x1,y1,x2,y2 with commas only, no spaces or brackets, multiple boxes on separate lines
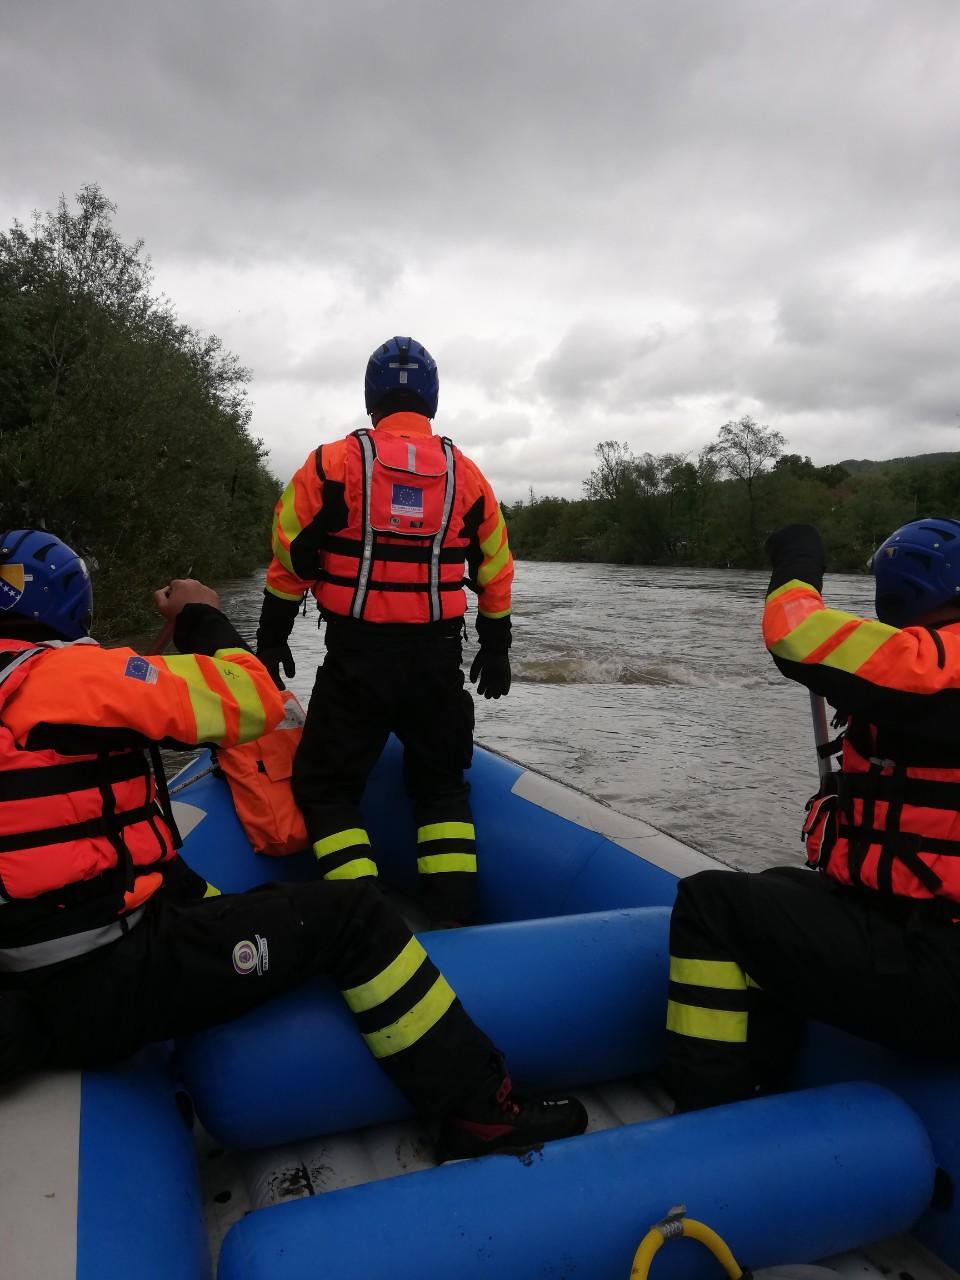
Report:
0,185,279,639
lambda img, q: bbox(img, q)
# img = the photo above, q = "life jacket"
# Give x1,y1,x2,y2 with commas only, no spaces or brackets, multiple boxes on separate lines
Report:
213,690,309,856
802,715,960,903
316,428,470,624
0,641,179,925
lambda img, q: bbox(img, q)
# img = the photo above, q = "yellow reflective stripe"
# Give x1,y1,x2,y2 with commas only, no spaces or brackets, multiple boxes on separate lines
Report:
771,608,892,671
341,937,428,1013
479,512,506,559
769,608,850,663
820,618,897,675
666,1000,748,1043
323,858,379,880
478,541,510,587
417,853,478,875
313,828,371,858
669,956,748,991
362,976,457,1058
212,649,268,741
765,578,812,603
416,821,475,843
203,883,221,898
266,584,302,603
272,482,302,573
478,606,511,619
161,654,226,743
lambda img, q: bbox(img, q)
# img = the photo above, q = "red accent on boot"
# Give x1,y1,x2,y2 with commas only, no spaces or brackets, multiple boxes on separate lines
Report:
447,1118,516,1142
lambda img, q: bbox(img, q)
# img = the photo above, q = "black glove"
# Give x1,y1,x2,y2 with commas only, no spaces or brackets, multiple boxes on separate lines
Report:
256,639,295,691
763,523,825,594
469,649,511,699
255,590,301,690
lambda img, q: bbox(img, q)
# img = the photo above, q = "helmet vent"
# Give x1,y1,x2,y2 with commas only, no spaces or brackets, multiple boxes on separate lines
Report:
32,540,58,563
904,550,934,570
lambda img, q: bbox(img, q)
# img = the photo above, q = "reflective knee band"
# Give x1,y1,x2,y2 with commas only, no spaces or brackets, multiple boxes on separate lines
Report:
665,955,758,1044
341,936,456,1058
313,828,379,880
416,821,477,876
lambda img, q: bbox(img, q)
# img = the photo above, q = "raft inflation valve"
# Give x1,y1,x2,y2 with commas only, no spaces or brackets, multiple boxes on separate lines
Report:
629,1205,751,1279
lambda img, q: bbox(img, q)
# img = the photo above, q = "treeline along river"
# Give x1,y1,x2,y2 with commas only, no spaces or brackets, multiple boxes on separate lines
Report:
204,561,875,873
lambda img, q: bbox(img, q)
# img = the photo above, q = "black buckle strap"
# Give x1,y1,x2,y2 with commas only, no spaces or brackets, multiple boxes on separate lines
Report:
148,746,182,850
0,751,148,802
0,802,156,856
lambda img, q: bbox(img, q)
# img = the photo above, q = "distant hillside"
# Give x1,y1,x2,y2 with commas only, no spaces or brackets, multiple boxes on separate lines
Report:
838,451,960,474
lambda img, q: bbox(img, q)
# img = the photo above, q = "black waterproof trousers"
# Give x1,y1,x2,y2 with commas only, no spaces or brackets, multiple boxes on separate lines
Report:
0,878,499,1115
292,620,478,925
664,865,960,1111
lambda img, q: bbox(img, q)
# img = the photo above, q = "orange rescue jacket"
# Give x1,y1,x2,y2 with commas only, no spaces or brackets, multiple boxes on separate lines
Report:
0,632,283,946
764,579,960,904
214,690,308,856
265,412,513,628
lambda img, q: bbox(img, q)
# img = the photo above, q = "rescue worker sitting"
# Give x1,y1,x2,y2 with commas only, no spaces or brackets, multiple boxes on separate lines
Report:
255,336,513,928
0,528,587,1160
663,518,960,1112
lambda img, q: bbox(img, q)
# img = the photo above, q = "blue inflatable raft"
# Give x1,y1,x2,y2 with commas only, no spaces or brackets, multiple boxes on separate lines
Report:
1,739,958,1278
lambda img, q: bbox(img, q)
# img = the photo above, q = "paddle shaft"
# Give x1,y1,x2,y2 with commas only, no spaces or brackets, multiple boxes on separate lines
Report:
809,690,833,785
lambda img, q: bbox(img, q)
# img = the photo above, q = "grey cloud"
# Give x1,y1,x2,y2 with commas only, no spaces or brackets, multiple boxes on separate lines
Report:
4,0,960,494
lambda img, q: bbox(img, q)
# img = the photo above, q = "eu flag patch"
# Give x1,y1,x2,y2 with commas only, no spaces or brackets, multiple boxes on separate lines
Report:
391,484,424,517
124,656,159,685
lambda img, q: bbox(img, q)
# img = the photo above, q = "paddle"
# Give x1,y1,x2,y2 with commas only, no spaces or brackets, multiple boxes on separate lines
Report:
809,691,833,785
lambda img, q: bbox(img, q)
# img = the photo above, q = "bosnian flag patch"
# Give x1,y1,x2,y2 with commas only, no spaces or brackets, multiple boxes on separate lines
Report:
391,483,424,517
124,656,159,685
0,563,27,611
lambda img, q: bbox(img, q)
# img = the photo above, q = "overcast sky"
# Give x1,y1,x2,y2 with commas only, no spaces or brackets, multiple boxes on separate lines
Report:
3,1,960,501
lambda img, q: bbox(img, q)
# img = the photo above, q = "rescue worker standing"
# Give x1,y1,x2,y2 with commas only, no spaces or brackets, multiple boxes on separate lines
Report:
0,528,586,1159
664,519,960,1111
255,336,513,926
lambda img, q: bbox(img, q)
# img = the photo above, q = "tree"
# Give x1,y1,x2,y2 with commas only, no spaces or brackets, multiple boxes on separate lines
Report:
583,440,634,502
0,185,279,636
707,415,786,555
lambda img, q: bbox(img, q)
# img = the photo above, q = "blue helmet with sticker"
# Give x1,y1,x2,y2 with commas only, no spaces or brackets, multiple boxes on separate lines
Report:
0,529,93,640
871,517,960,627
364,336,439,419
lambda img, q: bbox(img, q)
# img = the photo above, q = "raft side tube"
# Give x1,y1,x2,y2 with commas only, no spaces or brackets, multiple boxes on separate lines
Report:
794,1023,960,1272
216,1083,935,1280
77,1047,209,1280
174,740,685,919
176,907,670,1149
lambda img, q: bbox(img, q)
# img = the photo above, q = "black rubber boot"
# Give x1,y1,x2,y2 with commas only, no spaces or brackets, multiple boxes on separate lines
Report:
436,1064,588,1162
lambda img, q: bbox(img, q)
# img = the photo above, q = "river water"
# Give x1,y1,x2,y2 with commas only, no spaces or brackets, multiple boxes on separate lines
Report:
209,562,875,873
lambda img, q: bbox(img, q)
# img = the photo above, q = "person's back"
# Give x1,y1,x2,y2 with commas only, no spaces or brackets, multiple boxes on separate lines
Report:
256,337,512,925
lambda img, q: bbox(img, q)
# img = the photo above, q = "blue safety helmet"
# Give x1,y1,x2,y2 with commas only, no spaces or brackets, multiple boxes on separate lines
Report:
871,517,960,627
364,336,439,419
0,529,93,640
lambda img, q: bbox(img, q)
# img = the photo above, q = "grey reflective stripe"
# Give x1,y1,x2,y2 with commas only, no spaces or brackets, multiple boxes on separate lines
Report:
429,440,457,622
352,430,376,620
0,647,44,689
0,906,145,972
406,443,416,471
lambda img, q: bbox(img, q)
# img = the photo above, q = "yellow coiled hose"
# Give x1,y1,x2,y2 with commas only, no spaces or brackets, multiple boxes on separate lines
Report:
629,1207,747,1279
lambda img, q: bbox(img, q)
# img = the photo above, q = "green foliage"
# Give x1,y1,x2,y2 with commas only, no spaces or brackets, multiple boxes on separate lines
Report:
0,185,280,638
507,421,960,574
